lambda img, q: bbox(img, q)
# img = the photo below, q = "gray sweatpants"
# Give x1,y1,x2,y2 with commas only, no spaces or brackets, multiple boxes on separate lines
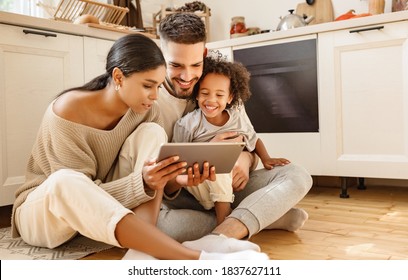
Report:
157,163,313,242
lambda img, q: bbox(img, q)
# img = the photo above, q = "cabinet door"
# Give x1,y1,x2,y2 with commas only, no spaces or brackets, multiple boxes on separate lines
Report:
319,21,408,179
0,24,84,206
83,37,115,83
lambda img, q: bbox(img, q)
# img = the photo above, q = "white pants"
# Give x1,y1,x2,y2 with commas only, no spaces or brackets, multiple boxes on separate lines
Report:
15,123,167,249
185,173,234,210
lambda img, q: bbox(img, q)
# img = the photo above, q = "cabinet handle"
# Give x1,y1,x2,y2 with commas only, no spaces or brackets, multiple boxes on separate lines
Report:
349,25,384,33
22,29,57,38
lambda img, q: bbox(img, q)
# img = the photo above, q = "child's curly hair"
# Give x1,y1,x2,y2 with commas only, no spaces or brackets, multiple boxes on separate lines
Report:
192,56,251,108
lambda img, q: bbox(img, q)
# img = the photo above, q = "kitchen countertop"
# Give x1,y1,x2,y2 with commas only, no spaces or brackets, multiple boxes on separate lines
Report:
1,10,407,45
0,11,151,41
207,10,408,49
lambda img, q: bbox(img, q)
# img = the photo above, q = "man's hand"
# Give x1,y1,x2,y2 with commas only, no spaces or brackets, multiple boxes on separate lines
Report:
231,151,253,192
210,131,252,191
176,162,217,187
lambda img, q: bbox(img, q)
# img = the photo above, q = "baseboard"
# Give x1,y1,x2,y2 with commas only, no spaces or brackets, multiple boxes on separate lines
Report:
312,176,408,188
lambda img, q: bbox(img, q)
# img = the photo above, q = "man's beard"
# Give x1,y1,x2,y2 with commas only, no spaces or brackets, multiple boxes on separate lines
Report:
176,88,193,99
165,77,194,99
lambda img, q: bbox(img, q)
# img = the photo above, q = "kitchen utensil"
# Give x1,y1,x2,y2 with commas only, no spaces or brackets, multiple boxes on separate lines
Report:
369,0,385,14
73,14,99,24
276,9,314,31
314,0,334,23
296,2,316,25
53,0,128,25
298,0,334,24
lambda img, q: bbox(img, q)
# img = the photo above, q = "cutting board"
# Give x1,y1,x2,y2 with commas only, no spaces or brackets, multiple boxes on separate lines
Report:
296,0,334,25
315,0,334,23
295,3,317,25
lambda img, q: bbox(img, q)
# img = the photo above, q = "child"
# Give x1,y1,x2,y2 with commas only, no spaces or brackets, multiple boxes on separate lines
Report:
172,56,291,225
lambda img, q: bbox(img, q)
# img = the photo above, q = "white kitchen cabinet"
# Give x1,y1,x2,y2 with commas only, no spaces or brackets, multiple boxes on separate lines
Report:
318,21,408,179
83,37,115,83
0,24,84,206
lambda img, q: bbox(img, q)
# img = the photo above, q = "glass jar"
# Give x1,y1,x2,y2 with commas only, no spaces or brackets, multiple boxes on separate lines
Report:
230,16,247,37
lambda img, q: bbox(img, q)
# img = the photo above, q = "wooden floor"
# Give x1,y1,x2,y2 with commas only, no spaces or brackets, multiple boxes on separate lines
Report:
2,183,408,260
251,185,408,260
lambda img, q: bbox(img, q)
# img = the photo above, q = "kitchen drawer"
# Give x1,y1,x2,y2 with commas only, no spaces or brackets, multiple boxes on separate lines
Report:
0,24,82,50
329,20,408,46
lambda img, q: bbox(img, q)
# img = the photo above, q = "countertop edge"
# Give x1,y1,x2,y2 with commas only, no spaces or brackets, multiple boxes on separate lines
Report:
1,10,407,46
207,10,408,49
0,11,153,41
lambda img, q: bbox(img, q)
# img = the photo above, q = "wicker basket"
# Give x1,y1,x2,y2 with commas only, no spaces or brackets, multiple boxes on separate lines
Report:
53,0,129,25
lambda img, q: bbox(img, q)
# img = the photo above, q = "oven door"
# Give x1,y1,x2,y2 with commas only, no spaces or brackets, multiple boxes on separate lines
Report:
233,38,319,133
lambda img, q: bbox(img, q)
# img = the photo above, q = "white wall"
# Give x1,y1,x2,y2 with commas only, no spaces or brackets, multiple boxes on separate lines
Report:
141,0,393,42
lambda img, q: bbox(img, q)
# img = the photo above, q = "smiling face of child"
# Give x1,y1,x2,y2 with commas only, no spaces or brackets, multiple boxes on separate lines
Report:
196,73,233,125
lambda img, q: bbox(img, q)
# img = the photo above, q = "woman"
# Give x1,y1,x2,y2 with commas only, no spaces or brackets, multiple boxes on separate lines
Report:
11,34,267,260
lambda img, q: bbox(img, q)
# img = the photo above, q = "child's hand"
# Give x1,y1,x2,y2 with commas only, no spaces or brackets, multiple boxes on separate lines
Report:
262,157,291,170
142,156,187,191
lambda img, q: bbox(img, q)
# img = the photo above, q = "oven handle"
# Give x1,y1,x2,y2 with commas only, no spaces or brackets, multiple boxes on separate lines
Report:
349,25,384,33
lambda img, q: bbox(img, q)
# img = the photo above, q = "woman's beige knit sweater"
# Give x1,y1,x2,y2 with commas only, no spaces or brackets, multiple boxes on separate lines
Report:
11,101,163,237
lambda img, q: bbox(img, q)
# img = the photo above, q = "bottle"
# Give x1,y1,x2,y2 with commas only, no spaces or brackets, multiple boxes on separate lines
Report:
230,16,247,38
369,0,385,14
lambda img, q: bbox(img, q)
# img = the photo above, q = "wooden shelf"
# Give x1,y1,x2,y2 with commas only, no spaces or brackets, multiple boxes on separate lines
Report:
86,23,157,38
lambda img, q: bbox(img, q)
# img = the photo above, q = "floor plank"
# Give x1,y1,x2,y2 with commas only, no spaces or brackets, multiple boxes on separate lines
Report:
2,184,408,260
249,185,408,260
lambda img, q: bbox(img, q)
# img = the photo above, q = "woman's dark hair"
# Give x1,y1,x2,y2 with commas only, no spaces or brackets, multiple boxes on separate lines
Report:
192,56,251,108
58,34,165,96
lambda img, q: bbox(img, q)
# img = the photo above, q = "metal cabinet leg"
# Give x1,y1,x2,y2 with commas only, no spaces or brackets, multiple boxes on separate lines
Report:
340,177,350,198
358,177,366,190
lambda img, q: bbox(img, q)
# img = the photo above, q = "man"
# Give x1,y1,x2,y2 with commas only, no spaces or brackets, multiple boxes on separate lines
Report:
156,13,313,252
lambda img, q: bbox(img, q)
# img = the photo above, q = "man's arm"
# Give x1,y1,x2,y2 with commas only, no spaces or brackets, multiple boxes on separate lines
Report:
231,150,258,192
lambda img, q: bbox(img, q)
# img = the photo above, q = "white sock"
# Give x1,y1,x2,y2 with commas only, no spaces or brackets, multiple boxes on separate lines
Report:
182,234,260,253
122,249,158,260
199,250,269,260
265,208,309,232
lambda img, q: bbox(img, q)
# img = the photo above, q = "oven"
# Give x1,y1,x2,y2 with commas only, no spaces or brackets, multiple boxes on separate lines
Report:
233,37,319,133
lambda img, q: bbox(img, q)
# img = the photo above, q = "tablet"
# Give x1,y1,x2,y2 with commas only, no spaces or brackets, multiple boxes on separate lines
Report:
157,142,246,174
